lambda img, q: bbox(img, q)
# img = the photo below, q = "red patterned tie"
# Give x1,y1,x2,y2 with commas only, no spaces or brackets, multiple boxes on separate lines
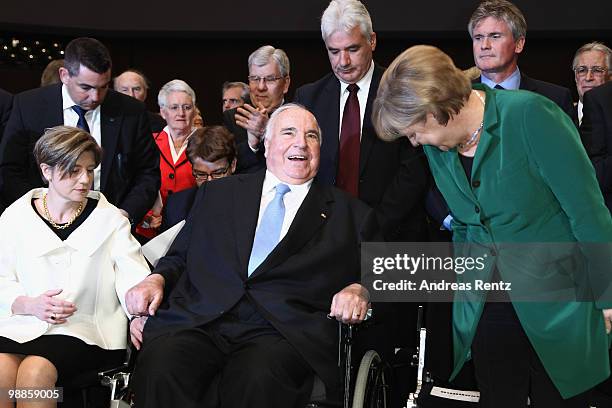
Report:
337,83,360,197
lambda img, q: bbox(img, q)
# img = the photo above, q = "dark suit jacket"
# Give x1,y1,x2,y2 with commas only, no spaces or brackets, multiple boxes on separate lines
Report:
159,186,198,232
147,111,166,133
222,107,265,174
580,81,612,212
144,170,377,397
0,88,12,144
0,84,160,223
294,64,429,241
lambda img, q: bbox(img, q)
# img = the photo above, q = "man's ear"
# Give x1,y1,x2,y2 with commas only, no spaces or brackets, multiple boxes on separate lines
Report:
514,36,525,55
230,158,237,174
59,67,71,85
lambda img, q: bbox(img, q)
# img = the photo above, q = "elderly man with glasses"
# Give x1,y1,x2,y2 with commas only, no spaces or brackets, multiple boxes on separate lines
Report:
223,45,290,174
572,42,612,125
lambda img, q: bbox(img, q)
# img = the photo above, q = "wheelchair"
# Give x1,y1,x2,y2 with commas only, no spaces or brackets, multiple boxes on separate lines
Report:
93,311,389,408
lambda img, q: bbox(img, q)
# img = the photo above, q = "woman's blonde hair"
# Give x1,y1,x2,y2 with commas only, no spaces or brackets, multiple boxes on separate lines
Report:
372,45,472,141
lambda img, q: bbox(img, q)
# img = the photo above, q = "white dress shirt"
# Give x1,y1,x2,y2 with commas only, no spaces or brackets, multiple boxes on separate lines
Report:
255,171,313,241
163,126,194,164
62,85,102,190
338,61,375,140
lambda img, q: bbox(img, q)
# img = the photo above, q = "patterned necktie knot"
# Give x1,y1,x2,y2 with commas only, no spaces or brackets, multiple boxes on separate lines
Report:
347,83,359,94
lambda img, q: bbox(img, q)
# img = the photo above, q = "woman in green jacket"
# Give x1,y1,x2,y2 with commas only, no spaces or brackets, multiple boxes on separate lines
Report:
372,45,612,407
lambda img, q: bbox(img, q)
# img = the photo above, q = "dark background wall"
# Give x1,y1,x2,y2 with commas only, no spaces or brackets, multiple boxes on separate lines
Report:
1,0,611,125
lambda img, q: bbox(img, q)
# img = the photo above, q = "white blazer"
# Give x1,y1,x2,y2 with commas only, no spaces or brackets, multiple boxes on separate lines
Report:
0,189,150,350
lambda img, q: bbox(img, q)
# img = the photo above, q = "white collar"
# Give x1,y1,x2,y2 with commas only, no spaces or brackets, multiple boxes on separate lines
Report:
262,170,313,195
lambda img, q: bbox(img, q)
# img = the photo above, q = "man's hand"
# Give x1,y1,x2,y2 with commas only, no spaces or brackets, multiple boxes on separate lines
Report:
130,316,148,350
125,274,165,316
329,283,370,324
235,103,269,148
603,309,612,334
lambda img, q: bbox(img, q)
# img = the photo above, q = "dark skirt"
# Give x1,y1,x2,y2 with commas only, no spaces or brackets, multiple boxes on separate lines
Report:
0,334,125,385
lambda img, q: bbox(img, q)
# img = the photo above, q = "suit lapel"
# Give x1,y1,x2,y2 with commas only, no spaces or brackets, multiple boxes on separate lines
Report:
42,84,64,130
320,77,341,184
234,171,266,278
249,182,332,279
359,64,384,175
100,92,122,192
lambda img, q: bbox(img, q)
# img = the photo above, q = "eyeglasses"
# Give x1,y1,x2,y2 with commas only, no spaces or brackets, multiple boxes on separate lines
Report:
165,104,194,113
192,165,230,181
222,98,242,105
247,75,284,85
574,66,608,77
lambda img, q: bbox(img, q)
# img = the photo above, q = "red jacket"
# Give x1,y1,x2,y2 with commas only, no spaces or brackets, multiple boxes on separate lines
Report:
136,130,196,239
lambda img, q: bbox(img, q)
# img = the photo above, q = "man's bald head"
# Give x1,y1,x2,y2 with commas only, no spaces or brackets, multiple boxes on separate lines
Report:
114,70,149,102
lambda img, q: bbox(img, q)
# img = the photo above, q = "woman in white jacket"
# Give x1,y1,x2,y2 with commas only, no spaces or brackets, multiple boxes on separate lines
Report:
0,126,150,407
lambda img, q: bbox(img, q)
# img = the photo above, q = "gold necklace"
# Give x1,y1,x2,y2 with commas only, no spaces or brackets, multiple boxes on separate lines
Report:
458,91,486,150
42,194,84,230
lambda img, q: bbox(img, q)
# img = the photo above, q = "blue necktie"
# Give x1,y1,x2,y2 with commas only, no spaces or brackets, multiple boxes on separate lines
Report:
72,105,90,133
248,184,291,276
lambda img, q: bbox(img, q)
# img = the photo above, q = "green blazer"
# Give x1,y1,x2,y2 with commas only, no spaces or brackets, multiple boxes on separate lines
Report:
424,84,612,398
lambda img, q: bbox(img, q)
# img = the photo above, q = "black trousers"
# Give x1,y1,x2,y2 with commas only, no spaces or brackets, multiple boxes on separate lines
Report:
132,299,314,408
471,302,589,408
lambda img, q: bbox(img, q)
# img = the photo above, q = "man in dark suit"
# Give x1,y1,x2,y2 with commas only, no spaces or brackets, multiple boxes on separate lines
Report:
580,81,612,212
469,0,575,121
294,0,428,243
0,37,160,225
430,0,578,232
126,104,373,408
223,45,290,174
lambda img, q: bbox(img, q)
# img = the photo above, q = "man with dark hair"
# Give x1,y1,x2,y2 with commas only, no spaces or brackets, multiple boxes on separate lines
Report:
0,37,160,225
114,69,166,132
160,125,237,231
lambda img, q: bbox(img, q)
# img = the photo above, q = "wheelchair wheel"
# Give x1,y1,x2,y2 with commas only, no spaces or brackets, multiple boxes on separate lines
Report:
352,350,388,408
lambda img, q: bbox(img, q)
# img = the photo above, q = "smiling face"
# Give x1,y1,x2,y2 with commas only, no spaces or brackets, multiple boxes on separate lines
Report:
472,17,524,80
160,91,195,134
42,150,96,203
60,64,111,110
264,107,321,185
325,26,376,84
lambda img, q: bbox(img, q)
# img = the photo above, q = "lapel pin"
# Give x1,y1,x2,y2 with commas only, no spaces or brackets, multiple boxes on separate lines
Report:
320,213,327,219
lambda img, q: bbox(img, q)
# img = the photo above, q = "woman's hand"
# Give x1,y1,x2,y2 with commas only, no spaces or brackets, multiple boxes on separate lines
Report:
11,289,77,324
148,213,162,229
603,309,612,334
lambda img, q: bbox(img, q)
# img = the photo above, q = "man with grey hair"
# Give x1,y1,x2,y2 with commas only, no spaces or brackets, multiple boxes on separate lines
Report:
223,45,289,147
127,103,375,407
468,0,575,120
222,81,250,112
114,69,166,132
0,37,159,225
572,42,612,124
293,0,429,376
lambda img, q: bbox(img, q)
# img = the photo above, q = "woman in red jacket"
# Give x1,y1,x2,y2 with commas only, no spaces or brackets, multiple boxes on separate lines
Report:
137,79,198,239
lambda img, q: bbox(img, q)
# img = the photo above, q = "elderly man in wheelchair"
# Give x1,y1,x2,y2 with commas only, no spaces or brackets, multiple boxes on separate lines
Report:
124,104,380,408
